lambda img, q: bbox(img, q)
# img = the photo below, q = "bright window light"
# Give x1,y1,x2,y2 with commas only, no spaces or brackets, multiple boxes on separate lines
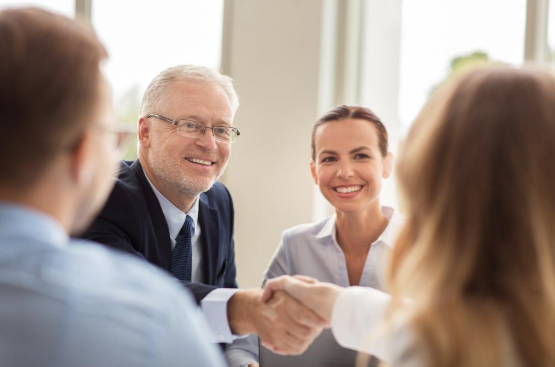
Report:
399,0,527,133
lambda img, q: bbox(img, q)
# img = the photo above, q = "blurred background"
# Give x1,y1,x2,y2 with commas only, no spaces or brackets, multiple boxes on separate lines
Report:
1,0,553,287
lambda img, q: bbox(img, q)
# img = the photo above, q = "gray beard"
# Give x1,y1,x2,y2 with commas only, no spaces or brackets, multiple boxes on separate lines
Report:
149,155,228,198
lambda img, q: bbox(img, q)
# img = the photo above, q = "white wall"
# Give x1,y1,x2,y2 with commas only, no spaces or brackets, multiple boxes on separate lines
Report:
220,0,403,288
221,0,328,288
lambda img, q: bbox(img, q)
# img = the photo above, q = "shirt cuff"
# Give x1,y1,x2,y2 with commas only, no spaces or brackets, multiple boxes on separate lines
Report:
331,287,390,357
201,288,242,343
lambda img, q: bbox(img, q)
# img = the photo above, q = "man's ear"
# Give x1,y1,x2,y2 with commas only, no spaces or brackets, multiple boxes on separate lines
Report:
310,161,319,185
69,130,94,185
138,117,151,148
383,152,394,179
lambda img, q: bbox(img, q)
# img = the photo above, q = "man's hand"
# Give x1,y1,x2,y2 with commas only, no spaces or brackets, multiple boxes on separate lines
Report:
227,289,327,355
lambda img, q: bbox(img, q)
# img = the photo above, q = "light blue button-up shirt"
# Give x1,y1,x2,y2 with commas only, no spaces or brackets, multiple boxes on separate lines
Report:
0,203,226,367
226,206,404,367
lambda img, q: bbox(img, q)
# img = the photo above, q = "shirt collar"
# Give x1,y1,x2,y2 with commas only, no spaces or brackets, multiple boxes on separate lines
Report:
316,214,337,240
0,202,69,248
379,206,403,248
315,206,403,248
143,171,199,240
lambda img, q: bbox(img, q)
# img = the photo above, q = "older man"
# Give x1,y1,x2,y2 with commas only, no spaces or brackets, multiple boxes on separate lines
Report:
0,7,225,367
83,65,325,353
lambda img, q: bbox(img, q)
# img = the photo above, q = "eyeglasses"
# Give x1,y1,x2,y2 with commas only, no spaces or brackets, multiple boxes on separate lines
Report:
147,113,241,143
91,124,136,157
92,124,136,151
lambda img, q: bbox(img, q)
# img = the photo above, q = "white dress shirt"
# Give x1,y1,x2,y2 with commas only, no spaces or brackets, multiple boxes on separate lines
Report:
145,174,239,343
332,288,521,367
0,203,226,367
148,180,203,282
226,206,404,366
332,287,419,366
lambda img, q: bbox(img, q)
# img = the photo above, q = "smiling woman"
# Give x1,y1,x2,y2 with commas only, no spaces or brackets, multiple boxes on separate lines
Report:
226,105,404,367
310,107,392,222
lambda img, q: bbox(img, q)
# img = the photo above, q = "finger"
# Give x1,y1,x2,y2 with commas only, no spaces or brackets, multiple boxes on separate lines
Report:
263,293,323,349
260,276,291,302
261,332,300,355
260,277,284,302
268,331,309,356
260,287,273,303
273,312,318,342
292,274,318,284
262,307,322,347
261,340,275,352
282,293,330,328
262,340,283,355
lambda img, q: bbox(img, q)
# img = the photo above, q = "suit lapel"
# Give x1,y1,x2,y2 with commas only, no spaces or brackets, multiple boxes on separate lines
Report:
198,193,220,285
131,160,173,271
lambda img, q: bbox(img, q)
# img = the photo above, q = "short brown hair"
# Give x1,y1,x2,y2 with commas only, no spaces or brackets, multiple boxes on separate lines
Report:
311,105,388,161
0,7,107,188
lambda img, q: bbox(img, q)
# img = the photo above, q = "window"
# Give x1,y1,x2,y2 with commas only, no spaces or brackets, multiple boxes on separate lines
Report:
91,0,225,159
549,0,555,65
0,0,74,16
358,0,528,208
398,0,527,134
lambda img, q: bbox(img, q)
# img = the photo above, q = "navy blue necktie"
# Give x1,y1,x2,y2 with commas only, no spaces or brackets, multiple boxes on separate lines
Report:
171,215,194,282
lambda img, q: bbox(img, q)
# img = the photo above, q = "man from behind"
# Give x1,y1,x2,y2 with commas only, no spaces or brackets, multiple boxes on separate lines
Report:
0,7,225,367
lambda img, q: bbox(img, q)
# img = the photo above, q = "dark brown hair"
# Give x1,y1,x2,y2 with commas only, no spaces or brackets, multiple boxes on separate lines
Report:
311,105,388,161
0,7,107,189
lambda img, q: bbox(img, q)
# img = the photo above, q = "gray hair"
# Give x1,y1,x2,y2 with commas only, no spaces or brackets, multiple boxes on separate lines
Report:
140,64,239,118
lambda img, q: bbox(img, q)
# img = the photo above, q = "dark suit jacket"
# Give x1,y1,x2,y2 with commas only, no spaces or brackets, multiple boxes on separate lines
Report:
82,160,238,304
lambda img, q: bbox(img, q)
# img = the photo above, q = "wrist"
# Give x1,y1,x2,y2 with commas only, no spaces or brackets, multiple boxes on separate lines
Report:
227,289,263,335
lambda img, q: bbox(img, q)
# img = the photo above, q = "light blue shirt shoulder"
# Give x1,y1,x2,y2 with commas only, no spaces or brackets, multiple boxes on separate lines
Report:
0,203,225,367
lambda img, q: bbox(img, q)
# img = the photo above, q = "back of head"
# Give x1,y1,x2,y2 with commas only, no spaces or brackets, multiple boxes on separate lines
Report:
389,66,555,367
0,7,107,191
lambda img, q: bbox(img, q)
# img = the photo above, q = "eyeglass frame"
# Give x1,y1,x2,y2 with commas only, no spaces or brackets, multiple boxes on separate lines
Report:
94,124,136,152
67,123,135,156
147,113,241,143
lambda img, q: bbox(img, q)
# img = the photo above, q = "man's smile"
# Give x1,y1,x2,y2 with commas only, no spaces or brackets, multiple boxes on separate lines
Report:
185,157,215,166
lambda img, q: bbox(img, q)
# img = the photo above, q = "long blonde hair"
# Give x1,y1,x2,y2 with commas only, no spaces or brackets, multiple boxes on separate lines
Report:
387,67,555,367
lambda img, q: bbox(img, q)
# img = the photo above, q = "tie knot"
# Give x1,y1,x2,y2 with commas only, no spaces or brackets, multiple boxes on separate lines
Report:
179,215,194,237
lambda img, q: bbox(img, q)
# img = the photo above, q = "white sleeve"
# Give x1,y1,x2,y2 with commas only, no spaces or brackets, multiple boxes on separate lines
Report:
201,288,242,343
332,287,415,363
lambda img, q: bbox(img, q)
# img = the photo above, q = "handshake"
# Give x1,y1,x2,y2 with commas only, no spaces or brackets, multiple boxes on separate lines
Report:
228,276,344,356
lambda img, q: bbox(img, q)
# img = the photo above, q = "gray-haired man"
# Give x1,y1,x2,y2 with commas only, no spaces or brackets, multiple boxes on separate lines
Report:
83,65,326,353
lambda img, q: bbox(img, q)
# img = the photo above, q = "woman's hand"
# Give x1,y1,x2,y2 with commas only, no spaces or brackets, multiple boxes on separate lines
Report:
261,275,344,322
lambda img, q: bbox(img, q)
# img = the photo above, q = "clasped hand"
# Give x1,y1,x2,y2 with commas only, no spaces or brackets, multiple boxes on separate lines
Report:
258,275,344,354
